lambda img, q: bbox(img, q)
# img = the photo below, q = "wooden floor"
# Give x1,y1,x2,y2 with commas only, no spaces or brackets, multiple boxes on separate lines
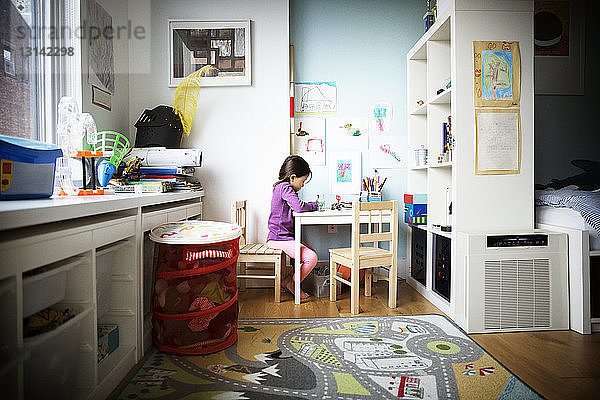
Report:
239,281,600,400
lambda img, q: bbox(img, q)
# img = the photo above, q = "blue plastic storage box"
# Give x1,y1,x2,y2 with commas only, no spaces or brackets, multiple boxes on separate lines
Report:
0,135,62,200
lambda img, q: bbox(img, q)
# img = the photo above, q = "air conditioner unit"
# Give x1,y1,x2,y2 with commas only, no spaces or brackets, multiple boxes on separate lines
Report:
454,230,568,333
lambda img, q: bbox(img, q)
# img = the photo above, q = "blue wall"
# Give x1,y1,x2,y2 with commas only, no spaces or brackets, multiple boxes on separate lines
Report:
291,0,599,262
290,0,424,262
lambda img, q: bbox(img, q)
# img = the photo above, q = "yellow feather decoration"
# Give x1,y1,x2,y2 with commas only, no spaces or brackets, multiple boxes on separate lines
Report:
173,65,218,135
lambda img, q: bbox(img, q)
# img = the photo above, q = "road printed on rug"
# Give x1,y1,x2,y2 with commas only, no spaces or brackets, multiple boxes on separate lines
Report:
114,314,542,400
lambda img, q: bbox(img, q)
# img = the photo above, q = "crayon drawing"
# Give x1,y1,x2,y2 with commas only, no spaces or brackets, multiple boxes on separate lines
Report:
336,160,352,183
329,151,361,194
369,135,407,169
293,117,325,166
473,41,520,107
481,50,513,101
294,82,337,114
370,102,392,134
326,117,368,151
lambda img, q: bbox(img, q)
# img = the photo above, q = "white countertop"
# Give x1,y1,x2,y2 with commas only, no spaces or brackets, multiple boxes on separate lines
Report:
0,190,204,231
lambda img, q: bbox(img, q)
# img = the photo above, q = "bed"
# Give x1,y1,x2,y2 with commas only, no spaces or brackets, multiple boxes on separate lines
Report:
535,189,600,334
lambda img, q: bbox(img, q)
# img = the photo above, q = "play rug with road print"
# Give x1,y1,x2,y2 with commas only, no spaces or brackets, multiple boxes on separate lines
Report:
113,314,542,399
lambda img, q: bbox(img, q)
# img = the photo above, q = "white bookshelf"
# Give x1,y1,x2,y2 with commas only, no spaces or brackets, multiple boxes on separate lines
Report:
405,1,535,318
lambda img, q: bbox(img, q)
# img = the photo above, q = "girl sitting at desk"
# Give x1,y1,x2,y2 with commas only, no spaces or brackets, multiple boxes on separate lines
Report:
267,155,318,299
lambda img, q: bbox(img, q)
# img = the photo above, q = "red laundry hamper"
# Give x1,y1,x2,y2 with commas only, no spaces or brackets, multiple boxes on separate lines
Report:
149,221,242,355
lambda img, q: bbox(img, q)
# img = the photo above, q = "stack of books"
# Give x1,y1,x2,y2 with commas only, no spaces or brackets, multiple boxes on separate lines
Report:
114,166,203,193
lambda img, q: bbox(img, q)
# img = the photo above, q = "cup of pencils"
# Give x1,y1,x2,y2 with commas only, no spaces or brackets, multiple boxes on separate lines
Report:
360,176,387,202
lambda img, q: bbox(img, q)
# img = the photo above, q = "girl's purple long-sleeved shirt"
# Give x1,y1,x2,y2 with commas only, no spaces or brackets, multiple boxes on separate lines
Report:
266,182,317,241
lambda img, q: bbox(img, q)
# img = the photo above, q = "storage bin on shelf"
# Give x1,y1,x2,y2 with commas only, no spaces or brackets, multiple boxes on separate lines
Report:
404,193,427,225
23,304,91,400
0,134,63,199
22,256,81,318
149,221,242,355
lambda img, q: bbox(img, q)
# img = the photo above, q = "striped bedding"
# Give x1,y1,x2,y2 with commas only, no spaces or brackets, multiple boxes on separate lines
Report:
535,190,600,235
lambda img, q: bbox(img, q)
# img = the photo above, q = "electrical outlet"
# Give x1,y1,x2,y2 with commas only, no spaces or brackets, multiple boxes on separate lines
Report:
328,224,338,233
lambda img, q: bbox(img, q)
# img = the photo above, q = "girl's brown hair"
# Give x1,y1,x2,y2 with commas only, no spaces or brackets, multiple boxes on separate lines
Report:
274,155,312,187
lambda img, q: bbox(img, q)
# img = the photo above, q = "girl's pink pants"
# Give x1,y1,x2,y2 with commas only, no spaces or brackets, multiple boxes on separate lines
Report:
267,240,318,282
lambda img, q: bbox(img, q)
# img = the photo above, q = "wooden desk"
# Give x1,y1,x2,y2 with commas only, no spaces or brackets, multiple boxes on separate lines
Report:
292,208,392,304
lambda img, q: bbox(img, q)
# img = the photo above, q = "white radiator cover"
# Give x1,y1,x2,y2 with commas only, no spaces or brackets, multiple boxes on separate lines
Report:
454,231,569,333
483,258,551,330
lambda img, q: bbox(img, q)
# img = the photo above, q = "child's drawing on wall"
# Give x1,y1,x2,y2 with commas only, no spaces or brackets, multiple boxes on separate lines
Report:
369,135,407,169
370,102,392,134
481,49,513,101
336,160,352,182
293,117,325,166
326,117,368,151
329,151,361,194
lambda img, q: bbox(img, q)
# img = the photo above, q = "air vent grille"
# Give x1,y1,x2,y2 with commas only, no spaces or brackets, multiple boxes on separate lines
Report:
484,258,550,330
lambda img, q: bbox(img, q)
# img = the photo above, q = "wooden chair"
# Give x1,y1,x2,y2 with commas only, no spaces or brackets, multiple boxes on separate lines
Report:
231,200,283,303
329,200,399,314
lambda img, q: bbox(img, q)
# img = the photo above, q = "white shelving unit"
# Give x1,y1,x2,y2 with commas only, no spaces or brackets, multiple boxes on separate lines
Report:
405,1,535,318
0,192,203,400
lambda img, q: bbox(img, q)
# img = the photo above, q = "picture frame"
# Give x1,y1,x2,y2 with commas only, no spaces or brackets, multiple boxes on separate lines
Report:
534,0,585,95
168,19,251,87
91,85,112,111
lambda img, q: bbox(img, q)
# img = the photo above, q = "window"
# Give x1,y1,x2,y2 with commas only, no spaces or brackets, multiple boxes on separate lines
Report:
1,0,39,140
0,0,81,142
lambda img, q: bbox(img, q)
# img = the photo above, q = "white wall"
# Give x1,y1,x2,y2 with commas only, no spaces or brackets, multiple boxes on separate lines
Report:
128,0,290,243
81,0,130,135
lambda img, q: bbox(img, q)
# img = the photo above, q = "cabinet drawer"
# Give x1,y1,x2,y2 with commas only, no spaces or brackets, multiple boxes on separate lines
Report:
94,219,136,247
7,231,92,272
142,212,168,232
167,208,187,222
186,203,202,219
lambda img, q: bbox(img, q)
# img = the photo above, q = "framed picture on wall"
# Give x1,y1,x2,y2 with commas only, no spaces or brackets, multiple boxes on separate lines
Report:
168,20,251,87
534,0,585,95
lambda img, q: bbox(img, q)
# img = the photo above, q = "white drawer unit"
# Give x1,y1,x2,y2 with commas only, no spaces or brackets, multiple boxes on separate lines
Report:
0,191,203,400
167,207,188,222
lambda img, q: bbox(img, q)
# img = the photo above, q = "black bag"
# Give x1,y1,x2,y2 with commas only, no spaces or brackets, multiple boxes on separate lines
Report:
134,106,183,148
